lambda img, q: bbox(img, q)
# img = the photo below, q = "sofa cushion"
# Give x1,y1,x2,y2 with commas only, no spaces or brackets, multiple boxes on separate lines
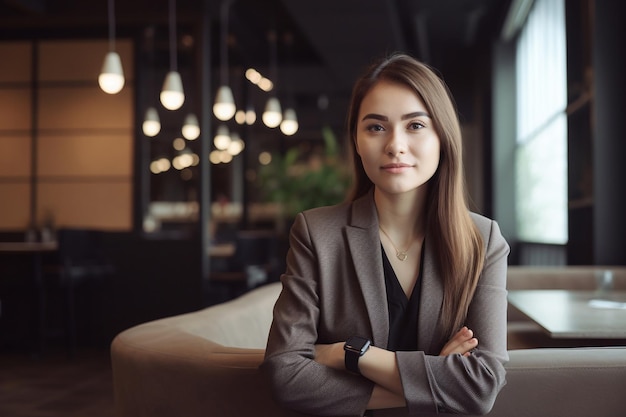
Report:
487,347,626,417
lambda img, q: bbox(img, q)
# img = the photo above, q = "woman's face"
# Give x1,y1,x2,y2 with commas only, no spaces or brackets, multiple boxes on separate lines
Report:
355,80,440,197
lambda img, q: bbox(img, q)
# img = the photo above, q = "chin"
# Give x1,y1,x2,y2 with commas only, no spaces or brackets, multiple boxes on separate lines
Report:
377,184,424,196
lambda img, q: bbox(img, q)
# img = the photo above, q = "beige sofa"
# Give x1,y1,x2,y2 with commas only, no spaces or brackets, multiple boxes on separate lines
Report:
111,272,626,417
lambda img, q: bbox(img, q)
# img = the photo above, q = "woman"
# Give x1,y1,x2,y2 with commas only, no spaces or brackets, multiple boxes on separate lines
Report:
262,53,509,416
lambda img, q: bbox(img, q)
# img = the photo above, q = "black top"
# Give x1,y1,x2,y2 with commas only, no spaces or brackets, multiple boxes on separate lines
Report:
382,245,423,352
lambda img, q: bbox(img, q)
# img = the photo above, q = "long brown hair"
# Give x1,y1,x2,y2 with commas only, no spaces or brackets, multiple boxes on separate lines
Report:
346,53,485,339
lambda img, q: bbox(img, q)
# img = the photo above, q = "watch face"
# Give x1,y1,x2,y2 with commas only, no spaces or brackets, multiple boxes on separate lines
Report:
345,336,371,355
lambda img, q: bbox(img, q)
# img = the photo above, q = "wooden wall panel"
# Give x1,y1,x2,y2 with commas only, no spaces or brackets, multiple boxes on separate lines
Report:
38,133,132,177
0,136,31,177
0,39,134,232
38,182,132,229
0,183,31,228
38,86,133,130
0,89,31,130
0,42,31,82
39,40,133,82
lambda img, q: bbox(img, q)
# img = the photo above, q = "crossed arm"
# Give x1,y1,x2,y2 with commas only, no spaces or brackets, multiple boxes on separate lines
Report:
314,326,479,409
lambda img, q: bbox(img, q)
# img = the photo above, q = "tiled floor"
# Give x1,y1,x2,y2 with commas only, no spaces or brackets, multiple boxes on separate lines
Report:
0,348,115,417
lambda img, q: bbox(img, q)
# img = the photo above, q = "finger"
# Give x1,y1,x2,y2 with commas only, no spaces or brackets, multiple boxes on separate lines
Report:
462,340,479,357
449,328,474,348
439,328,478,356
443,337,478,356
458,338,478,355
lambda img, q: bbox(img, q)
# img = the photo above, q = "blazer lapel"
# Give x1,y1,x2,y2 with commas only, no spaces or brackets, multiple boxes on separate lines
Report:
345,192,389,348
418,241,445,353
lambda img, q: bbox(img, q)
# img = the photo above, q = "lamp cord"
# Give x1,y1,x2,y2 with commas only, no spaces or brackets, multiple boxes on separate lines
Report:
107,0,116,52
220,0,232,85
168,0,178,71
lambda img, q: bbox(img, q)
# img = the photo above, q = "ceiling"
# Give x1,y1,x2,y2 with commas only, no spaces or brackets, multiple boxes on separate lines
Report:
0,0,513,142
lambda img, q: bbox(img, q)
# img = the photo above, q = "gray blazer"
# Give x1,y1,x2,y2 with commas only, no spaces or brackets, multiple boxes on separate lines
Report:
262,191,510,417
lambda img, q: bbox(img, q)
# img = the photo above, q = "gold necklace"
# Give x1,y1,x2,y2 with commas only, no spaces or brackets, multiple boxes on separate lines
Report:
379,226,415,261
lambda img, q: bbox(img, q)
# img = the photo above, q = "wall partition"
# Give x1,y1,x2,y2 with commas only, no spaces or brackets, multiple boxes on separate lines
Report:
0,39,134,232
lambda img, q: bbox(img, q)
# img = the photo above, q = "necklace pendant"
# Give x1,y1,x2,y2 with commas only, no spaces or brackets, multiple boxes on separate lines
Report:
396,251,408,261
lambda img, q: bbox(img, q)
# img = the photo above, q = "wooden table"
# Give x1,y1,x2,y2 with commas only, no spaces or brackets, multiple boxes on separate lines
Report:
208,242,236,258
508,290,626,339
0,241,58,253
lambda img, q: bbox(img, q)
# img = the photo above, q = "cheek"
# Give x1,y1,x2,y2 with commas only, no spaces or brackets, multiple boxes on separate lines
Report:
415,140,441,173
415,138,440,159
355,136,372,160
433,142,441,164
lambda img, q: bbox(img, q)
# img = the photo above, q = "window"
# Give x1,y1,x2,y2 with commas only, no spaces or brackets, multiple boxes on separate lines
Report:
515,0,568,244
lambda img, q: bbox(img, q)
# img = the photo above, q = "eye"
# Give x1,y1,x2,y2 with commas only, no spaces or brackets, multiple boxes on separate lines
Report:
408,121,425,130
365,123,385,132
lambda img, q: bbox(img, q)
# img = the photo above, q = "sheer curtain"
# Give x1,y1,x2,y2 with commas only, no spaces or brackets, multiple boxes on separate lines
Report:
515,0,568,244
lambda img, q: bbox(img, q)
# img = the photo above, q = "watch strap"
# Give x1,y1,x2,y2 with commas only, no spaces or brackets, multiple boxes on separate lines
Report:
345,349,361,374
344,336,371,375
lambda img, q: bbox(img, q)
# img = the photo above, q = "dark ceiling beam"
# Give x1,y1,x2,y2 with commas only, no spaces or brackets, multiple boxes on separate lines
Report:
3,0,45,14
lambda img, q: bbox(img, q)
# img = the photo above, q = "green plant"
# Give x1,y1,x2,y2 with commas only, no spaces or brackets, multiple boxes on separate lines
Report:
258,126,351,217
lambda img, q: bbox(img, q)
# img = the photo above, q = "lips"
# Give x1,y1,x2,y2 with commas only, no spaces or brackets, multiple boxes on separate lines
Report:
381,163,413,169
380,162,415,173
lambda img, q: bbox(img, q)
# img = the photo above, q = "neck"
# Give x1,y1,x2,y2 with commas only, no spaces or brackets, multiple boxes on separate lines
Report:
374,187,428,237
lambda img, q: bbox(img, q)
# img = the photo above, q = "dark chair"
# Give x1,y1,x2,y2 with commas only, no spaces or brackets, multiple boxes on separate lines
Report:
56,228,115,355
208,230,279,304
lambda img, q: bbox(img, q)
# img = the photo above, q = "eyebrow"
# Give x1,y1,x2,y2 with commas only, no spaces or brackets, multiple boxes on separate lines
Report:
361,111,431,122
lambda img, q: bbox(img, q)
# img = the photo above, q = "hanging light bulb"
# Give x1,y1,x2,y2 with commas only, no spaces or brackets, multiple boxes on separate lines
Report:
280,107,298,135
99,0,124,94
263,97,282,128
99,52,125,94
280,33,300,136
182,113,200,140
235,109,246,125
227,131,245,156
161,71,185,111
213,85,236,121
213,125,231,150
261,28,283,128
142,107,161,137
160,0,185,110
245,104,256,125
213,0,236,121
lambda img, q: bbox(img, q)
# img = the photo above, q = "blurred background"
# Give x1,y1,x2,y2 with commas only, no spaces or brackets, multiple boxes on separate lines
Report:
0,0,624,352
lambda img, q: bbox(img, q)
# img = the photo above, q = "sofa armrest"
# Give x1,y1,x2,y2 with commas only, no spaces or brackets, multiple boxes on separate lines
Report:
111,322,309,417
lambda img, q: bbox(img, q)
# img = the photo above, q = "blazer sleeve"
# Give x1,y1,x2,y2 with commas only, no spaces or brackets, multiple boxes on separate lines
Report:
261,212,374,417
395,218,510,415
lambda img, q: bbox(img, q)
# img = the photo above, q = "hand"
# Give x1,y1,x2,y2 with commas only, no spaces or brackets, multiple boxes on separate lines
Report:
314,342,345,370
439,326,478,357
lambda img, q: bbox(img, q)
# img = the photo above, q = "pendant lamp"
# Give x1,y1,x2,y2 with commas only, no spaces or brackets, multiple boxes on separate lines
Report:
213,0,236,121
262,29,282,128
160,0,185,110
182,113,200,140
142,107,161,137
99,0,124,94
262,97,282,128
279,33,299,136
213,125,232,150
245,104,256,125
280,107,298,135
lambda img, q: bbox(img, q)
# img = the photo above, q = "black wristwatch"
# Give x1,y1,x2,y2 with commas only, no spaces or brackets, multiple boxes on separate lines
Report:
344,336,371,374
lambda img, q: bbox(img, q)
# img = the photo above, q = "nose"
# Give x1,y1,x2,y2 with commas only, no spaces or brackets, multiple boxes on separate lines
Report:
385,128,407,156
